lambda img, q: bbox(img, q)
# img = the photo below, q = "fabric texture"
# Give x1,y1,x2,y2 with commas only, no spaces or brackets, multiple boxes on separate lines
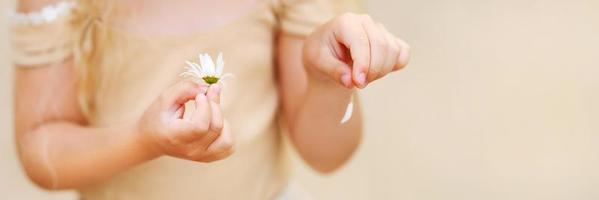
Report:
10,0,358,199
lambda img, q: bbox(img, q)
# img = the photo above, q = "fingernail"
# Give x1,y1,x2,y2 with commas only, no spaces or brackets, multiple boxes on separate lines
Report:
357,72,366,88
341,73,352,88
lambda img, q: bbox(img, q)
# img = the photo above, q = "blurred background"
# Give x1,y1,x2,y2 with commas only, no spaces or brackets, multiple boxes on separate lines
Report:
1,0,598,199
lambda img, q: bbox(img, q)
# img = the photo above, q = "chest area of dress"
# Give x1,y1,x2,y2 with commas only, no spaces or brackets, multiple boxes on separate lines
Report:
90,9,279,124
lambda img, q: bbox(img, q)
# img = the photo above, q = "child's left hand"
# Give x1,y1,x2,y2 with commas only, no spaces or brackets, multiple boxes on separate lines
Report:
303,13,411,89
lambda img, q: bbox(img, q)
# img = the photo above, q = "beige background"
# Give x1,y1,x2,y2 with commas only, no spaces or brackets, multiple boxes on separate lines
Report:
2,0,599,199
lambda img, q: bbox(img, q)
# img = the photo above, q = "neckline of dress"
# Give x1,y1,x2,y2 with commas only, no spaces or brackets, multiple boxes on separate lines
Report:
93,0,270,43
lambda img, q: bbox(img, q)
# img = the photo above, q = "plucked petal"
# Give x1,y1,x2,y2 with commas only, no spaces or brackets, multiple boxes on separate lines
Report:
340,95,354,124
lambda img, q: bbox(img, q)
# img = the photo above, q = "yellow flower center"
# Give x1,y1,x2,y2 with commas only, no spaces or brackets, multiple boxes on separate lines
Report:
202,76,219,85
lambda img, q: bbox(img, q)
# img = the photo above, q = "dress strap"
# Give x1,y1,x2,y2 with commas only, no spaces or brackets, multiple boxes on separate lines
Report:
9,1,78,67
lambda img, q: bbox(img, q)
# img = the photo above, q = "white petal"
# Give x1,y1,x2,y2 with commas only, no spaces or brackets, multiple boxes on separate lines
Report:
185,61,200,71
340,95,354,124
180,71,198,78
185,61,203,77
204,54,216,76
198,54,207,72
216,52,224,77
185,60,194,67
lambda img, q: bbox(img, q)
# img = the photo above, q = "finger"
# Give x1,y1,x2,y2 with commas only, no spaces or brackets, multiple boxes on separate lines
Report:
208,101,223,134
186,117,228,160
394,38,411,71
198,101,224,148
206,84,221,104
198,147,234,162
362,16,389,83
163,80,201,107
181,93,211,142
334,13,370,88
377,23,399,79
310,47,353,88
199,84,224,147
187,95,222,151
167,120,197,144
165,106,208,144
174,105,185,119
204,121,234,158
162,81,205,142
199,85,209,95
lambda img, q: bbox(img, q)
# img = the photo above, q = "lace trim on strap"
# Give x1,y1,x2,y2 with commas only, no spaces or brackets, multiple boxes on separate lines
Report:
10,1,76,25
9,1,79,67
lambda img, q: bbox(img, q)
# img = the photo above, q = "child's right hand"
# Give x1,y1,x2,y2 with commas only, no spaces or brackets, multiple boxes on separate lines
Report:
137,80,234,162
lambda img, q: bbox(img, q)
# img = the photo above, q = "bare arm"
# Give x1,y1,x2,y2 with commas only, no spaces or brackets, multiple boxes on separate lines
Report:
277,35,363,173
16,58,233,190
277,13,410,173
14,58,159,189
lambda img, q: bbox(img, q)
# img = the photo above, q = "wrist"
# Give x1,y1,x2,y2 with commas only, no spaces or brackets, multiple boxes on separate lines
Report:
131,122,162,160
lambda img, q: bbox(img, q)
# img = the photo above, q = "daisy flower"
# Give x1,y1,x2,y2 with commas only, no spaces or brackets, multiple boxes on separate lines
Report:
180,52,230,85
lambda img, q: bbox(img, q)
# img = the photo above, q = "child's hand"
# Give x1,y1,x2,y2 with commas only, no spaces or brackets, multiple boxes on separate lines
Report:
137,80,234,162
303,13,411,89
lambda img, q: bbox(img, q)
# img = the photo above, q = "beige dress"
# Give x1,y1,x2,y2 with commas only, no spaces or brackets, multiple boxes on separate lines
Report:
10,0,357,199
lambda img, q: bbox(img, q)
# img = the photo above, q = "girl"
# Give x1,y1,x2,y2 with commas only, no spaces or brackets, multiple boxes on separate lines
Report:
12,0,410,199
